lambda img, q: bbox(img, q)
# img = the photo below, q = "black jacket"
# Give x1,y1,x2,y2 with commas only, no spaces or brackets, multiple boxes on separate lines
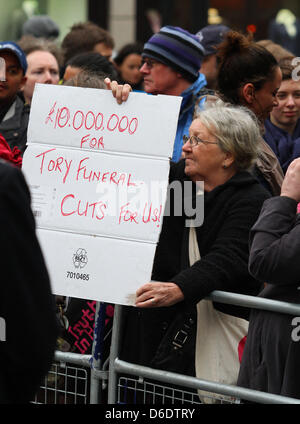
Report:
0,96,30,154
0,160,58,403
238,196,300,399
120,160,269,369
155,161,270,307
248,196,300,284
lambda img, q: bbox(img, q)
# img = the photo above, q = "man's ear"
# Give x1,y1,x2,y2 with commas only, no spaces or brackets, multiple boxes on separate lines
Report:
241,83,255,105
19,75,27,91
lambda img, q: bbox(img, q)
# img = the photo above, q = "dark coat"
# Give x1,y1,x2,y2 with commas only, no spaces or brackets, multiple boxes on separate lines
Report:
238,196,300,399
120,160,269,371
0,96,30,154
0,160,58,403
268,18,300,57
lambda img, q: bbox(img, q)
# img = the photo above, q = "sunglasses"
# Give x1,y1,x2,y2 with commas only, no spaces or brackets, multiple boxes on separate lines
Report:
141,58,161,69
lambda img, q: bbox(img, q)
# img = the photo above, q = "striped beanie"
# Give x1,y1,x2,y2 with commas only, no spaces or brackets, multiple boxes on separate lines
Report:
143,26,205,82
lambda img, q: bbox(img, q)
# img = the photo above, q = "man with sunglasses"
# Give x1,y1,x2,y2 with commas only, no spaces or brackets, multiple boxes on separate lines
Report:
109,26,207,163
139,26,208,162
108,27,208,162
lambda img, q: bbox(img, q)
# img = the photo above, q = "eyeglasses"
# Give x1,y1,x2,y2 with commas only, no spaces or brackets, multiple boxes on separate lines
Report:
141,58,160,69
183,135,218,147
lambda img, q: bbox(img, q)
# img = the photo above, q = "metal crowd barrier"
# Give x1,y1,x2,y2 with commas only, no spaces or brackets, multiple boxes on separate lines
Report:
33,352,91,404
109,292,300,405
32,291,300,405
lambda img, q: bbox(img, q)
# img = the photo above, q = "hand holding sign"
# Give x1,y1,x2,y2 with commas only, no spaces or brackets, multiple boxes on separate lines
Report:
104,77,132,104
135,281,184,308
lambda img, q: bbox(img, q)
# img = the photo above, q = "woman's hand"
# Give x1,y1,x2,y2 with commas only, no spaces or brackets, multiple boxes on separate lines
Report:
135,282,184,308
104,77,132,104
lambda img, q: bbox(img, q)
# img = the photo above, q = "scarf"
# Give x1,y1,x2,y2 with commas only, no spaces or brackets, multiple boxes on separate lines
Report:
0,134,22,167
264,118,300,174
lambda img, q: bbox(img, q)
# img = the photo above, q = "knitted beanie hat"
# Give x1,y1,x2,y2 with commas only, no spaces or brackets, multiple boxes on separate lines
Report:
142,26,205,82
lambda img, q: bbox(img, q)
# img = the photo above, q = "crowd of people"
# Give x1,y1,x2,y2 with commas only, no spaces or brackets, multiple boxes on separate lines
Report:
0,13,300,404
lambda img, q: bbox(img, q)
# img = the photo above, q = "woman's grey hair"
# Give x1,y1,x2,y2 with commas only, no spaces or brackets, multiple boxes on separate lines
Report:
194,103,260,171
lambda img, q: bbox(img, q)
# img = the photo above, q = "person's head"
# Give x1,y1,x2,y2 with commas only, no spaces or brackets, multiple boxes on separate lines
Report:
183,104,260,190
270,56,300,134
216,31,282,122
0,41,27,106
256,39,293,62
22,15,60,40
196,24,230,89
113,43,143,87
63,71,107,89
140,26,205,96
61,22,114,64
18,36,61,104
63,51,118,83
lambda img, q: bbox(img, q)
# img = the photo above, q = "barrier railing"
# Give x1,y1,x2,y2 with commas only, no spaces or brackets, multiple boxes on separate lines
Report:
33,290,300,404
107,291,300,404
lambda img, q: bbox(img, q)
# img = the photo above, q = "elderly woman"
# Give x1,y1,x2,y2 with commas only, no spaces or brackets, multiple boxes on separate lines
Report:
120,104,270,389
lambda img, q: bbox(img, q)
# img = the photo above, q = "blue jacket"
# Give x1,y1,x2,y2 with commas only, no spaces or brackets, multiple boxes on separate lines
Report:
172,73,207,162
264,118,300,173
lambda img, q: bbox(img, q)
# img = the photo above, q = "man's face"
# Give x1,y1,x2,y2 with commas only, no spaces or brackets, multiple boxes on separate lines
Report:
200,54,218,90
93,42,113,62
23,50,60,104
0,51,26,104
140,57,181,95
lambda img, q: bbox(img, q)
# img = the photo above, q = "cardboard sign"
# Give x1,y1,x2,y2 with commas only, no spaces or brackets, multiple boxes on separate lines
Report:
22,84,181,305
